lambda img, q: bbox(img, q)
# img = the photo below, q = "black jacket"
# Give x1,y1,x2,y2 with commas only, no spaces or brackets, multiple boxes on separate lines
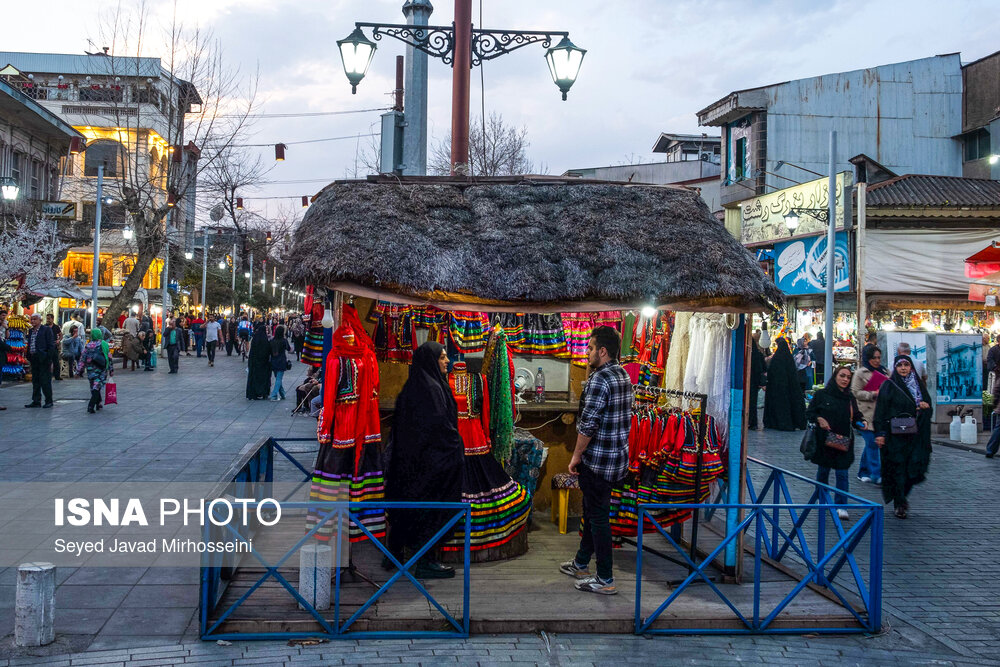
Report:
27,325,55,357
809,338,825,367
805,387,859,469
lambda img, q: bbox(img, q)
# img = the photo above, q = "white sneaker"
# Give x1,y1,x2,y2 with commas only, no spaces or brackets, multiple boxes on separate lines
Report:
837,509,849,520
858,476,872,483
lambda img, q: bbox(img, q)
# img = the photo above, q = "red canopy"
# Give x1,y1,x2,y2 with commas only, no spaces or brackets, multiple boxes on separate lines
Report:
965,242,1000,279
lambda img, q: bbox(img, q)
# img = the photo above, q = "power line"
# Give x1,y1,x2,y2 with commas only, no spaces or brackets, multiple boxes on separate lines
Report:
213,107,391,119
208,133,379,149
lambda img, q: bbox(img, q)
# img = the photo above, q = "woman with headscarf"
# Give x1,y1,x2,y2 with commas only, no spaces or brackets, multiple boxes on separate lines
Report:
852,344,888,485
246,323,271,400
384,341,465,579
763,338,807,431
78,329,112,413
806,365,862,520
290,316,306,361
873,355,932,519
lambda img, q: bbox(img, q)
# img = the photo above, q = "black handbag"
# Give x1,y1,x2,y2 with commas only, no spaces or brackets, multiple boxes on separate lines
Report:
799,424,819,461
890,414,917,435
285,359,293,371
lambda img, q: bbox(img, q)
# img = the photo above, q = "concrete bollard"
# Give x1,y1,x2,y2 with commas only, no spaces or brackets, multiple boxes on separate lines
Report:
15,562,55,647
298,543,331,611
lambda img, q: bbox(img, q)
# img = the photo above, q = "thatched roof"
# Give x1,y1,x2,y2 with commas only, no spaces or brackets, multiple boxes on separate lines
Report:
284,176,782,313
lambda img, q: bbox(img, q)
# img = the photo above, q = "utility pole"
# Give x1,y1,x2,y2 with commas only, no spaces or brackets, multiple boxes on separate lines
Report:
201,227,209,316
823,131,837,381
401,0,433,175
90,164,104,330
249,252,254,298
449,0,472,174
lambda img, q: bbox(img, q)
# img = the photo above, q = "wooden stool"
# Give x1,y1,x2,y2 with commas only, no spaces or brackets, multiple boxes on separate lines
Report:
550,472,580,535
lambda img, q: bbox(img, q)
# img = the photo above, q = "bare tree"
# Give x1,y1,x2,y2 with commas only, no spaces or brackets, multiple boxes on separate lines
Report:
75,2,260,322
429,112,536,176
0,218,71,304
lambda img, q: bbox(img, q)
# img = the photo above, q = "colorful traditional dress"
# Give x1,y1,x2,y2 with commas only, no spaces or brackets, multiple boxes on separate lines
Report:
372,301,417,362
301,301,325,367
308,305,385,542
442,363,531,557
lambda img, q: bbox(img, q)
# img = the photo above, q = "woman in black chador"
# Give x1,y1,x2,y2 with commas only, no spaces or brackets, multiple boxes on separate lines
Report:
245,323,271,400
873,355,932,519
763,337,807,431
385,341,465,579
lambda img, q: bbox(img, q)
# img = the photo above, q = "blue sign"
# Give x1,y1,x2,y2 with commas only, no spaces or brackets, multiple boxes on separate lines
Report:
773,231,850,295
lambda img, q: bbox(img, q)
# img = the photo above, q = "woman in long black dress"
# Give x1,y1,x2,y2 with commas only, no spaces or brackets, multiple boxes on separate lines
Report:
763,337,807,431
873,355,932,519
245,323,271,400
385,341,465,579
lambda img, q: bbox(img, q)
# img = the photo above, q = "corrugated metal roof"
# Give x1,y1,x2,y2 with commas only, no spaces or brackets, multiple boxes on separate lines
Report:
866,174,1000,208
0,78,83,140
0,52,162,79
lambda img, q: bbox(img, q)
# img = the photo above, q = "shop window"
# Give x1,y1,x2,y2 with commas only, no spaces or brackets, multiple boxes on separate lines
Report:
964,129,991,162
84,140,127,177
735,137,747,181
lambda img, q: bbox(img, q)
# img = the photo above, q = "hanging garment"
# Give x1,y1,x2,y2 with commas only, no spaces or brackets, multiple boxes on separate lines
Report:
497,312,526,354
442,362,531,554
520,313,570,357
309,305,385,543
448,311,490,353
413,306,448,344
301,301,326,368
372,302,417,363
483,328,516,464
620,312,638,362
663,312,692,392
560,312,594,367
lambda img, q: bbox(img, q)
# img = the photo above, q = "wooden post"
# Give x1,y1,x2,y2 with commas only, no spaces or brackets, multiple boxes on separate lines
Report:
394,56,404,112
450,0,472,175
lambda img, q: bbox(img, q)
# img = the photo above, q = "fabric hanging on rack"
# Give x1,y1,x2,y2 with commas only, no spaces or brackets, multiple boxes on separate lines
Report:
495,312,526,354
663,312,692,392
441,362,531,553
560,312,593,366
683,314,732,438
519,313,570,357
371,301,417,362
483,327,516,464
301,301,326,367
620,311,638,361
448,311,490,353
308,304,385,543
413,306,448,344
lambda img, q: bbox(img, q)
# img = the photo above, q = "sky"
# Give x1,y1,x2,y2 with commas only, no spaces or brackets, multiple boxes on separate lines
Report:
4,0,998,225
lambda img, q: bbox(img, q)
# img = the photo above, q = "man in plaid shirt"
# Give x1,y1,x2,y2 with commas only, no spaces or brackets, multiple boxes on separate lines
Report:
561,325,633,595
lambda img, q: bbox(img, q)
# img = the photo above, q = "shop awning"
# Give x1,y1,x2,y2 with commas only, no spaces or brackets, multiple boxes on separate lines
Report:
968,270,1000,306
965,241,1000,279
29,285,89,300
284,176,783,313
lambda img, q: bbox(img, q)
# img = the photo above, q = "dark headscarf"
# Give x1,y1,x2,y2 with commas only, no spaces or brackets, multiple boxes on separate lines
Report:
823,365,854,401
861,344,886,374
397,341,456,422
269,325,286,356
891,354,925,405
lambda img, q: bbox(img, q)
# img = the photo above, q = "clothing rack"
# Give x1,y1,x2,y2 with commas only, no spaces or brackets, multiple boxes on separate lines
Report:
630,384,709,574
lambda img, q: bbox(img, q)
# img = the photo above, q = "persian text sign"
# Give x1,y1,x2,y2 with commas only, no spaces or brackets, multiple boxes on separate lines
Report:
41,201,76,219
740,172,851,245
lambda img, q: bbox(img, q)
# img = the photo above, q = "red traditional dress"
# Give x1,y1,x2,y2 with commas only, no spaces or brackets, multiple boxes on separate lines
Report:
308,305,385,542
442,363,531,557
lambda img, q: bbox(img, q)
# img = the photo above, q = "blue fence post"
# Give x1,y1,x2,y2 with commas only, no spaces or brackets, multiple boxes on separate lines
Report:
725,315,746,571
869,506,883,632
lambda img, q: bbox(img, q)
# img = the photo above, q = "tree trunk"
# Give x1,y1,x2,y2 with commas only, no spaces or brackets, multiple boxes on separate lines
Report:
102,244,162,330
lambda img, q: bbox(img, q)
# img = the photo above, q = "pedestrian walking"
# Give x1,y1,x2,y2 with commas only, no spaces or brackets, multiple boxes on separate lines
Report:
124,333,144,370
226,316,238,356
895,341,927,383
794,335,815,390
809,331,826,384
246,323,272,400
190,313,205,357
852,344,888,484
164,318,181,373
268,325,291,401
749,330,766,431
763,338,807,431
24,314,55,408
291,316,306,361
141,329,155,371
46,313,63,381
123,311,140,338
873,355,932,519
560,326,633,596
204,314,222,367
61,325,84,378
986,371,1000,459
79,329,112,413
806,365,861,520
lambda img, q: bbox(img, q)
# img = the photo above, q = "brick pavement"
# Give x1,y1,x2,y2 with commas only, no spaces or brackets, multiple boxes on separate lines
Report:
2,354,1000,665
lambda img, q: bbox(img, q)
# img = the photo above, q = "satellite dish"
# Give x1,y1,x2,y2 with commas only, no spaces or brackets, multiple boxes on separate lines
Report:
209,205,224,221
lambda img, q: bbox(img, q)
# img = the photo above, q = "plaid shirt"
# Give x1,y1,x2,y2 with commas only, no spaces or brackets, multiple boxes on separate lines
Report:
577,361,634,482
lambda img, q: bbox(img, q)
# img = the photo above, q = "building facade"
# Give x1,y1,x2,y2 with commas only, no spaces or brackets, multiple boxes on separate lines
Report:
959,49,1000,179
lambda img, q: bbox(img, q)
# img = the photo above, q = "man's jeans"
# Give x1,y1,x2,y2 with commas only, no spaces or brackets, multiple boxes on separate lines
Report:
857,430,881,481
574,463,615,582
194,334,205,357
206,340,218,363
269,370,286,400
816,466,850,505
29,353,53,404
986,413,1000,456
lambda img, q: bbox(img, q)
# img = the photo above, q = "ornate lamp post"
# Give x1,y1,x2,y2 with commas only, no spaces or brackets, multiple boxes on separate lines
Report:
338,0,585,175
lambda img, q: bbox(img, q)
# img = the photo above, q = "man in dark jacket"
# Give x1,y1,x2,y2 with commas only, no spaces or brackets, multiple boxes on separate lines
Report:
25,314,55,408
46,313,63,381
808,332,826,384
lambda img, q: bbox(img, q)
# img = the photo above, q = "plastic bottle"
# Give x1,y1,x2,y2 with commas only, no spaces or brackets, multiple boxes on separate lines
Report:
949,415,962,441
534,367,546,403
961,416,978,445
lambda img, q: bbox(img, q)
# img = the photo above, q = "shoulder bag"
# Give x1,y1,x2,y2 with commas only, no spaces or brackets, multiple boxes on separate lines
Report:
823,400,854,452
890,413,918,435
799,424,819,461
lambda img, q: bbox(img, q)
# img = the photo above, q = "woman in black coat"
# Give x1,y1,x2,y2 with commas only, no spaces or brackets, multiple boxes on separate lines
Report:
245,323,271,400
806,365,861,519
874,355,932,519
384,341,465,579
763,338,807,431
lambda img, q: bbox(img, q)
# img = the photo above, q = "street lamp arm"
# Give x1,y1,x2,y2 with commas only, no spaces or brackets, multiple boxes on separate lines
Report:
471,29,568,65
358,22,457,64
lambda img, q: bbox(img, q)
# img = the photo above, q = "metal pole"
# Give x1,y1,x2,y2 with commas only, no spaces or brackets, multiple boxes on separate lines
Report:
90,164,104,330
249,251,253,298
231,242,237,293
401,0,433,175
824,130,837,379
450,0,472,175
201,227,208,316
394,55,404,111
272,265,277,297
856,183,867,356
160,209,171,352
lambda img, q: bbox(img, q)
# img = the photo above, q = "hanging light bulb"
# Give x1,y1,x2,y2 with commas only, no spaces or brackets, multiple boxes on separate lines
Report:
236,197,243,210
274,144,286,161
167,192,176,207
301,196,309,208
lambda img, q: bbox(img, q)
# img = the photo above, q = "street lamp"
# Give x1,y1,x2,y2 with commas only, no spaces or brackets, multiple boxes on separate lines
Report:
337,27,377,94
244,271,250,278
545,36,586,101
218,260,226,270
122,226,134,241
1,177,19,200
784,211,800,232
184,250,193,260
990,155,999,165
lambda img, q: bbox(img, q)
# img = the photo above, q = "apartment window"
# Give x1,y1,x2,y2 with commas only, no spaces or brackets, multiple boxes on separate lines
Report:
11,152,21,187
79,87,124,103
84,140,127,177
965,129,991,161
735,137,747,181
30,160,40,199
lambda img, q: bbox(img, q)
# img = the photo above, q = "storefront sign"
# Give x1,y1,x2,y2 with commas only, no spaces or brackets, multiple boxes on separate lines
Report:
773,231,850,295
41,201,76,219
935,334,982,405
739,172,852,245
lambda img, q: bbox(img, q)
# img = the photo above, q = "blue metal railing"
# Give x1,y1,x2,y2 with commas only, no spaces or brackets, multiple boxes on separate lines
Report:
199,437,473,640
635,457,883,635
